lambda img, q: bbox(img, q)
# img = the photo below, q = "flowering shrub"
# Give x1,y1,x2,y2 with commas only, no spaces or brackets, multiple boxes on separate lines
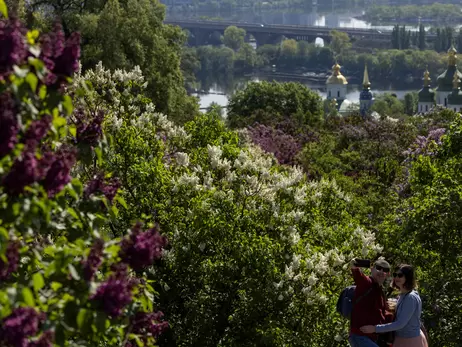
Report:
247,123,302,165
73,64,384,346
0,13,167,347
380,115,462,347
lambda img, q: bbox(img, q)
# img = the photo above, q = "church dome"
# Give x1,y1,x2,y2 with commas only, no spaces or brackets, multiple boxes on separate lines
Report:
437,46,462,92
326,63,348,85
419,69,435,102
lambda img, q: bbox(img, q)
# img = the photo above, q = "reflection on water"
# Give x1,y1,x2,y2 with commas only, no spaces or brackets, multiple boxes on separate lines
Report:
194,74,416,111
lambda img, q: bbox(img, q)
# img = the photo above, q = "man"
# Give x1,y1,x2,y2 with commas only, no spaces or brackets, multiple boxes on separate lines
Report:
349,258,392,347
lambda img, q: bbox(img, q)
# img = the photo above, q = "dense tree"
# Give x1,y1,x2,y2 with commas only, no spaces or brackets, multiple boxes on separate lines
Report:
380,111,461,347
24,0,198,123
329,30,352,56
223,25,246,51
227,81,323,129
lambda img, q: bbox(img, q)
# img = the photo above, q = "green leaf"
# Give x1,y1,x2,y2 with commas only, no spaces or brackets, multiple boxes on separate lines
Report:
22,287,35,306
53,116,67,128
94,311,108,333
32,273,45,292
0,0,8,19
68,124,77,138
115,195,128,209
62,95,74,116
25,72,38,92
38,85,47,100
68,264,80,280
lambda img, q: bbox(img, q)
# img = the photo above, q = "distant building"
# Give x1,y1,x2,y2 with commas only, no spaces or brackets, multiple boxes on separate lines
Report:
359,64,374,117
417,68,435,113
435,46,462,107
325,63,360,116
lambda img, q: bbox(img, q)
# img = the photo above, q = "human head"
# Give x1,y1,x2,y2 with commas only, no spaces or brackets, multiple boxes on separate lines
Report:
371,258,390,285
392,264,416,291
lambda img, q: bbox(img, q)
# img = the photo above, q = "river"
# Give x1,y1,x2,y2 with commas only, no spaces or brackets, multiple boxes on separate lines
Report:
194,75,417,113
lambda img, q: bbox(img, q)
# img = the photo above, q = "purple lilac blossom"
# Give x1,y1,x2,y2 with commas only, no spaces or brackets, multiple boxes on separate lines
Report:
0,241,20,280
24,115,52,149
82,239,105,281
403,128,446,159
74,108,105,146
84,174,121,202
120,223,168,271
41,147,77,197
128,311,169,344
247,123,302,165
0,92,19,158
2,149,40,195
90,264,137,317
0,307,45,347
39,23,80,87
0,18,28,81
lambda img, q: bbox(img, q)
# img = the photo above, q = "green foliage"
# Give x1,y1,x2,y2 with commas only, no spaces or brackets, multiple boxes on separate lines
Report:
379,114,462,347
223,25,246,51
227,81,323,129
364,3,462,23
73,65,388,347
0,25,165,346
329,30,352,56
28,0,199,124
370,93,405,116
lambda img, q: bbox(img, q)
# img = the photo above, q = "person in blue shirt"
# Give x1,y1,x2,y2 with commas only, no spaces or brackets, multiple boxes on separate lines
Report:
360,264,428,347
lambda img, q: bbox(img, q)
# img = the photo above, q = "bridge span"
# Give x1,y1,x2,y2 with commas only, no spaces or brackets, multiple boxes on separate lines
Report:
165,19,436,47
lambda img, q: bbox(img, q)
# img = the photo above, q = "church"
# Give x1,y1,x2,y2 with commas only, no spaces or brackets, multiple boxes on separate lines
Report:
325,45,462,116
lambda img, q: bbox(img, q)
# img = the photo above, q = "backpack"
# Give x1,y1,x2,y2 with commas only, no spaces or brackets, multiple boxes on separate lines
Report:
336,285,373,319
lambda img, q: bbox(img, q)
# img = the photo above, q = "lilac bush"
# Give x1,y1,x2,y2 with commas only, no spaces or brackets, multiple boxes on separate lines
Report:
247,123,302,165
0,10,168,347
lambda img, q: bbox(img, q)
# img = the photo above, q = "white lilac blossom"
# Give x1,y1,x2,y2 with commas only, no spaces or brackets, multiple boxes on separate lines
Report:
73,63,384,319
175,152,190,167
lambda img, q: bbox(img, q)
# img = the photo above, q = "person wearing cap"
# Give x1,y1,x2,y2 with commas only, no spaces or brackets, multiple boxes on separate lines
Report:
349,258,392,347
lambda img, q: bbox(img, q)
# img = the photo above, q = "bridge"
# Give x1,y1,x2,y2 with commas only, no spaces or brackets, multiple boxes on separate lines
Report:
165,19,437,47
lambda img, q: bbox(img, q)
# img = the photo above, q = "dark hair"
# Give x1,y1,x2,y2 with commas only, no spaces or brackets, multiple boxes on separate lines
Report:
393,264,417,290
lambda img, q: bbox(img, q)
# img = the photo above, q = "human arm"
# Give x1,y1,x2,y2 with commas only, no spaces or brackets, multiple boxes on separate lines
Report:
374,295,417,333
351,261,372,287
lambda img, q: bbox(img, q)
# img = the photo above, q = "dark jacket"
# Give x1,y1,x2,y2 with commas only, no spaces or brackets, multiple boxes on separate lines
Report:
350,268,391,340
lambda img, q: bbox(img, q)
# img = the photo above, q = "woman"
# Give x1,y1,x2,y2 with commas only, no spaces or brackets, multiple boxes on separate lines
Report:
360,264,428,347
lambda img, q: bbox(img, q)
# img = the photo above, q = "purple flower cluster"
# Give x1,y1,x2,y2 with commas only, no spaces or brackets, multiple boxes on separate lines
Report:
74,108,105,146
84,174,121,202
41,146,77,197
24,115,52,149
2,146,76,197
0,92,19,158
0,241,20,280
82,239,104,281
124,311,169,346
90,264,137,317
403,128,446,159
120,223,168,271
248,123,302,165
0,307,45,347
40,23,81,87
0,18,28,81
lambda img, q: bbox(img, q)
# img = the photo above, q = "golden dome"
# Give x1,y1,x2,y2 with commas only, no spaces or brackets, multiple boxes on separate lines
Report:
327,63,348,85
448,45,458,66
423,68,431,87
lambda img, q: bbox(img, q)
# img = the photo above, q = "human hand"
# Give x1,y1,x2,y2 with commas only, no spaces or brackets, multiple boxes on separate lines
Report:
360,325,376,334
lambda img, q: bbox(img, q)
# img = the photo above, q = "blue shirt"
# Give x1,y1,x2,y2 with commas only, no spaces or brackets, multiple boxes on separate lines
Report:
376,290,422,338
